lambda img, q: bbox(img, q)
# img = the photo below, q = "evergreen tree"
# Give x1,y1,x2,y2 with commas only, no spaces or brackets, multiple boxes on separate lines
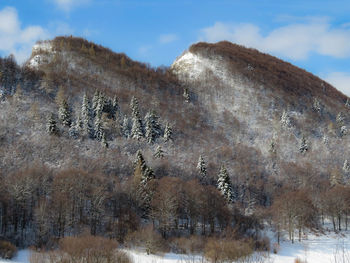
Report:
145,110,161,144
217,165,234,202
58,99,71,127
313,98,321,113
134,150,154,184
280,110,291,127
299,136,308,154
81,94,92,138
346,98,350,108
112,95,119,118
121,116,130,138
336,112,345,126
164,122,173,142
340,126,347,137
68,120,79,139
92,90,100,113
130,96,144,140
323,134,329,145
134,150,154,212
197,155,207,181
154,145,164,159
46,113,58,135
94,112,103,141
95,94,104,118
183,88,190,102
101,132,108,148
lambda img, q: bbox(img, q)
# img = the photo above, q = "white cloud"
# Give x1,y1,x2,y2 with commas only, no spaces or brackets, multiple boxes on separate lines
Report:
0,7,48,63
52,0,91,12
324,72,350,97
200,20,350,60
159,34,178,44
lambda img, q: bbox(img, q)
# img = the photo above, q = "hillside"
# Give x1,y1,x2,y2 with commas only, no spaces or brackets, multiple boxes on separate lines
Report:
0,36,349,253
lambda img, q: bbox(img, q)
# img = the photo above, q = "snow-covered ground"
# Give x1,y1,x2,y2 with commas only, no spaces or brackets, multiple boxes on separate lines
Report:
0,250,30,263
2,232,350,263
128,231,350,263
269,230,350,263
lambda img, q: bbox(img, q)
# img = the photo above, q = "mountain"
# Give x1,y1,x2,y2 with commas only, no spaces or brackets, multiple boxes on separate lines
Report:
1,36,350,249
0,36,348,186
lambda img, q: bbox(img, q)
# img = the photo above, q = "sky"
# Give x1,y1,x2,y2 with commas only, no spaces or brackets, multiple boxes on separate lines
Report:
1,0,350,95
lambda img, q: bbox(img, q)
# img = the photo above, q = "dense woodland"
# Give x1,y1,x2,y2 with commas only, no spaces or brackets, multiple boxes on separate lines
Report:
0,37,350,262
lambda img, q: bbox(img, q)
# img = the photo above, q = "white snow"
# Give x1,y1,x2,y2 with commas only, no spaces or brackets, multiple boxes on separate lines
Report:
126,250,206,263
27,42,54,68
269,231,350,263
2,232,350,263
0,250,30,263
128,231,350,263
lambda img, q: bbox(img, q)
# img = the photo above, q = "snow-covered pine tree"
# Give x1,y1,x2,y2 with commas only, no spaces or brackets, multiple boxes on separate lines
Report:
58,99,72,127
94,112,104,141
312,98,321,113
183,88,190,102
46,113,58,135
134,150,154,184
68,120,79,139
269,140,276,154
164,122,173,142
112,95,119,118
280,110,291,127
340,126,347,137
336,112,345,126
154,145,164,159
92,90,100,113
95,94,104,118
81,94,93,138
197,155,207,182
130,96,140,117
101,132,108,148
130,97,144,140
346,98,350,108
217,165,234,202
299,136,308,154
145,110,161,144
323,134,329,145
133,150,155,212
121,116,130,138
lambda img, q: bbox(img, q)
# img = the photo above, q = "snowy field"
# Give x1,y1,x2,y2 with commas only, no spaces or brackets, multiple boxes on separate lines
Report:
2,231,350,263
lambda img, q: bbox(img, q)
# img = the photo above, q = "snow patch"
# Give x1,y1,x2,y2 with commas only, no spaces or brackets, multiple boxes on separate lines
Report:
0,250,30,263
28,42,54,68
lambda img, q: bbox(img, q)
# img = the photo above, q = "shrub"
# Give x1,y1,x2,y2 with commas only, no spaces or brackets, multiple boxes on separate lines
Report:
30,236,132,263
294,258,307,263
273,242,280,254
125,225,167,255
204,238,253,263
255,236,271,252
60,235,118,262
170,235,205,254
0,240,17,259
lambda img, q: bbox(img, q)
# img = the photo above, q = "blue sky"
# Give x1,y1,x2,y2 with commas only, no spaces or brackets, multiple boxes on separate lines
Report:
1,0,350,95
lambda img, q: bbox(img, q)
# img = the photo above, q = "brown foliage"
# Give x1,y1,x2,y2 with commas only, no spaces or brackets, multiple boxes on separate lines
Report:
0,240,17,259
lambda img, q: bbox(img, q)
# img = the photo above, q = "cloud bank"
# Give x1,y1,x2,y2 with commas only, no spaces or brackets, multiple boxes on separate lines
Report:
0,7,48,63
200,20,350,61
324,72,350,97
